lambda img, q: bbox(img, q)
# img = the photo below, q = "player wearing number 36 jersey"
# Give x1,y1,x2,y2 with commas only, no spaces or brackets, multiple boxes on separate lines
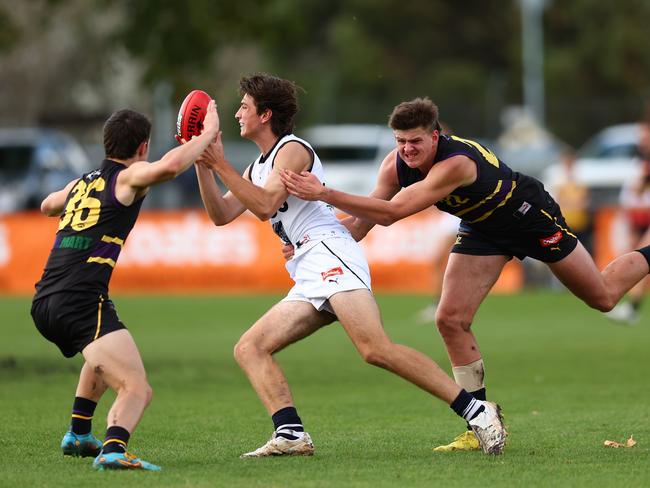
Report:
30,102,219,471
194,73,507,458
33,160,144,302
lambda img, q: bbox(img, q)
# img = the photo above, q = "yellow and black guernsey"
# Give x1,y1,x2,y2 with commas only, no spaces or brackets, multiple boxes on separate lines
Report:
396,134,578,262
34,160,144,300
398,135,539,232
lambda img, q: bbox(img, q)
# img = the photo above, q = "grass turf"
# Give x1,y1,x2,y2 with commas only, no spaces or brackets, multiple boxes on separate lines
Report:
0,292,648,487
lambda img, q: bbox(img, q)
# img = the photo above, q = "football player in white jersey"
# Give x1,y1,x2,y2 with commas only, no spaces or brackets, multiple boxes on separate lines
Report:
193,73,507,457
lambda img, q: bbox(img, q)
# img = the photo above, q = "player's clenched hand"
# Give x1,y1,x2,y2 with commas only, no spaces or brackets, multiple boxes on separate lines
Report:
196,132,225,170
281,170,324,201
281,243,295,261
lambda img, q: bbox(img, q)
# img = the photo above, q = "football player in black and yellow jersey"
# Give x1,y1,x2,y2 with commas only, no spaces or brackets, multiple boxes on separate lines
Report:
282,97,650,452
31,100,218,470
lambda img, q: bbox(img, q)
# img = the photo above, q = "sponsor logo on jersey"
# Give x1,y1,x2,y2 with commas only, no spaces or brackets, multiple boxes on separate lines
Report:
58,235,93,250
321,266,343,281
517,201,532,216
539,231,563,247
296,234,311,248
85,170,101,180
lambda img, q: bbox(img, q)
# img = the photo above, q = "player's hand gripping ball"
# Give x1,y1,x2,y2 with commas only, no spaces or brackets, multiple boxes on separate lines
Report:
176,89,211,142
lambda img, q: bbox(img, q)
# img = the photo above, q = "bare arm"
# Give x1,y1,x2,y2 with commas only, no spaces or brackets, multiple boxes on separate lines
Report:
282,154,476,226
194,153,247,225
338,151,403,240
115,100,219,205
202,139,312,221
40,179,79,216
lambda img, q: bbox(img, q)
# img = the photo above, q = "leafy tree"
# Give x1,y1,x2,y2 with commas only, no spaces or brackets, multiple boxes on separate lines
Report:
2,0,649,146
0,6,20,53
545,0,650,143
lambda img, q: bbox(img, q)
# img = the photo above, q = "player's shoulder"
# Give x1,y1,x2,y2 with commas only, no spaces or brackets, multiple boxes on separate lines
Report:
277,137,312,156
375,148,400,185
275,137,313,168
114,160,150,202
115,160,147,180
377,148,399,174
379,147,398,167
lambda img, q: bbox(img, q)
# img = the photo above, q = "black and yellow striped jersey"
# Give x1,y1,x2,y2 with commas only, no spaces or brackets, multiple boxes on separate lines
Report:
34,159,144,300
396,134,542,232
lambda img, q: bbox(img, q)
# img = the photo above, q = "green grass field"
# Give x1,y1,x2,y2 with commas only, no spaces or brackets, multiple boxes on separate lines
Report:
1,292,648,487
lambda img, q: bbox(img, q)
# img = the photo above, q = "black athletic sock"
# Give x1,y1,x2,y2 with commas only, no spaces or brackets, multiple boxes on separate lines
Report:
635,246,650,271
470,387,486,401
450,389,485,422
272,406,304,440
101,426,130,454
464,388,487,430
70,396,97,435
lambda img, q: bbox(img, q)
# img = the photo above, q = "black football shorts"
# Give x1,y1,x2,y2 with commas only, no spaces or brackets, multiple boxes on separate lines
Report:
31,292,126,358
452,191,578,263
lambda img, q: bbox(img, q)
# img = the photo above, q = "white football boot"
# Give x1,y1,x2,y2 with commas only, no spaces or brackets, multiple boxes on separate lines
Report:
605,302,638,325
468,401,507,455
240,432,314,458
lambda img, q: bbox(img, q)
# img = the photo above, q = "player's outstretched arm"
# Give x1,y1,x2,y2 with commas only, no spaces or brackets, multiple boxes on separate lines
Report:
195,150,247,226
338,155,403,239
282,171,397,225
40,178,79,216
282,154,472,226
120,100,219,191
280,150,403,226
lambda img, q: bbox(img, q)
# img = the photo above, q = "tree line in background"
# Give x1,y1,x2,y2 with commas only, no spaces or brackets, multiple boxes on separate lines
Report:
1,0,649,147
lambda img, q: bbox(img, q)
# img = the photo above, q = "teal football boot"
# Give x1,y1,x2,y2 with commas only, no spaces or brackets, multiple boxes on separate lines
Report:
93,451,162,471
61,431,103,457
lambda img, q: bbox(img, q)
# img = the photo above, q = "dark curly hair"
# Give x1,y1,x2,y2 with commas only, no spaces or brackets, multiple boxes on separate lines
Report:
239,73,300,137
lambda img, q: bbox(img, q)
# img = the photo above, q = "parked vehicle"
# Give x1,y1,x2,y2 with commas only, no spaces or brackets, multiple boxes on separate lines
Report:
541,123,644,207
0,128,90,213
300,124,396,196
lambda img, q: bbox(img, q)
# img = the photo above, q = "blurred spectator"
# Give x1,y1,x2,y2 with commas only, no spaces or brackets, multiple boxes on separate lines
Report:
606,122,650,324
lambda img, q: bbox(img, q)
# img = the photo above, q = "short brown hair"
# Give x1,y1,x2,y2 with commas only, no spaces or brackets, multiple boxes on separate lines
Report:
388,97,441,132
239,73,299,136
103,109,151,160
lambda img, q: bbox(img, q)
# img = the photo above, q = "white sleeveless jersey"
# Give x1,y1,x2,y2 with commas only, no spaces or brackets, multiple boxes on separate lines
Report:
248,134,351,255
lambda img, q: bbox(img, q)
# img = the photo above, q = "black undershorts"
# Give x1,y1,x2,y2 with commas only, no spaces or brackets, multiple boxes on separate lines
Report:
452,189,578,263
31,292,126,358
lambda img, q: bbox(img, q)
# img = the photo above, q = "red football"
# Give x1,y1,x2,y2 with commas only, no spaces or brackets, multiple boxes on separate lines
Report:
176,89,211,141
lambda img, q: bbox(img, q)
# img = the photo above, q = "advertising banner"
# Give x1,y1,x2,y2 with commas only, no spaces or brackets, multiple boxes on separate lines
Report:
0,209,523,295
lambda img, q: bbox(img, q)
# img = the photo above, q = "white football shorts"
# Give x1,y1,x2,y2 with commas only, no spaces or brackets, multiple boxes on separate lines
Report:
282,236,371,313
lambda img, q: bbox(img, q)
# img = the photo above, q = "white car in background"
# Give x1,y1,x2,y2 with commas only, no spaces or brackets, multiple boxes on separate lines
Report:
541,123,644,207
300,124,396,196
